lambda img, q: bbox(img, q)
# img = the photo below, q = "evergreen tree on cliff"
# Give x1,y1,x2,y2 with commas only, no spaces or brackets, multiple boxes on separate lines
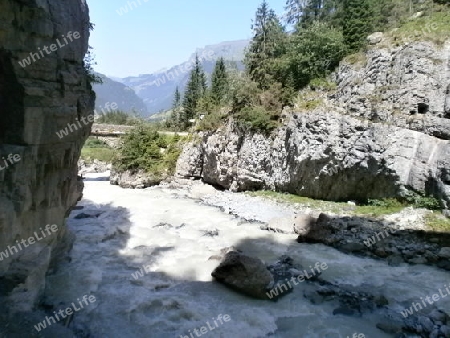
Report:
342,0,373,51
172,86,181,109
245,0,287,90
170,86,181,128
301,0,324,25
182,55,207,128
211,57,229,105
298,0,342,28
284,0,306,26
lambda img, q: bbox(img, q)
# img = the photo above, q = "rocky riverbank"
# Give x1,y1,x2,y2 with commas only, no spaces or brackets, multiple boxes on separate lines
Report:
158,179,450,269
153,178,450,337
4,175,443,338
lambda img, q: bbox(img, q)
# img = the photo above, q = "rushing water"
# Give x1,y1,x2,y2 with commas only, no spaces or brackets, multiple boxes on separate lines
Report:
42,173,450,338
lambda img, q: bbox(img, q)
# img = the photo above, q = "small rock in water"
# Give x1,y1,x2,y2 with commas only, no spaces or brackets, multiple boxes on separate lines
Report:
201,229,219,237
74,212,102,219
428,309,446,323
437,247,450,259
153,222,173,229
333,307,357,316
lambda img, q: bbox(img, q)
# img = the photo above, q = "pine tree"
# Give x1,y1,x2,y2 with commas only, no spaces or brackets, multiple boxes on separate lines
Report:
301,0,324,26
342,0,374,51
172,86,181,109
297,0,343,28
211,57,229,105
284,0,306,26
245,1,287,89
169,86,181,128
182,55,207,128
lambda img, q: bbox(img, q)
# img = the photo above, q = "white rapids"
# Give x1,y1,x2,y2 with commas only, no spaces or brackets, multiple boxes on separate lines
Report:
42,173,450,338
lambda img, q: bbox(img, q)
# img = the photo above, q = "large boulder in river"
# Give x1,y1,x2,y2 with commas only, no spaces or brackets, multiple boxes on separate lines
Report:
297,213,335,244
211,251,273,300
293,214,318,235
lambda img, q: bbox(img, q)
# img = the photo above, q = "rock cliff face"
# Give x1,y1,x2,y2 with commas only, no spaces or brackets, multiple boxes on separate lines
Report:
0,0,94,312
176,36,450,209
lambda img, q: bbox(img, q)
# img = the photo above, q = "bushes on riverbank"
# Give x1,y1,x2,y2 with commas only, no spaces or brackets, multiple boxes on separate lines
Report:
112,125,183,177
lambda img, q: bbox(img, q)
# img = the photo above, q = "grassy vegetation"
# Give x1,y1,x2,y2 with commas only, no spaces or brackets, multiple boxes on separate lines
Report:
197,112,226,131
81,148,115,162
234,106,279,134
343,51,368,68
293,89,326,112
81,137,115,162
309,78,337,91
424,212,450,232
113,125,185,177
358,199,405,216
247,190,442,217
96,110,141,125
386,10,450,46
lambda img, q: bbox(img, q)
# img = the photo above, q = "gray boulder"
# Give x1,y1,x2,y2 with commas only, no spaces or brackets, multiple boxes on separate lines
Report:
211,251,273,299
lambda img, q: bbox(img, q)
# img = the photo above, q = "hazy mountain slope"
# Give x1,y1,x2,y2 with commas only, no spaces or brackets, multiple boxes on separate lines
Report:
93,74,148,115
119,40,248,115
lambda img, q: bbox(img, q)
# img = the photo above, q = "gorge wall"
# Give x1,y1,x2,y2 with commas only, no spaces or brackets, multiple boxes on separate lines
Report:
0,0,94,313
176,36,450,210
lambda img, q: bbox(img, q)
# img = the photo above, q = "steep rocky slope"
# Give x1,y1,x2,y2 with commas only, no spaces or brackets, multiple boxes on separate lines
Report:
93,73,148,115
176,35,450,211
0,0,94,313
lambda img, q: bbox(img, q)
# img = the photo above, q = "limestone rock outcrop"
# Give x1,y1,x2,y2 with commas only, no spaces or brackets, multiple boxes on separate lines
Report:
176,39,450,209
0,0,94,313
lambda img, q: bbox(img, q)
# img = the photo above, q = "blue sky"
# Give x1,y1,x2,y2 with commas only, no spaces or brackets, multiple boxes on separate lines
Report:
86,0,285,78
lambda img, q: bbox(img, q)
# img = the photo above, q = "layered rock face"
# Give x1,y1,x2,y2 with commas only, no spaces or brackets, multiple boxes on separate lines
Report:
0,0,94,312
176,37,450,208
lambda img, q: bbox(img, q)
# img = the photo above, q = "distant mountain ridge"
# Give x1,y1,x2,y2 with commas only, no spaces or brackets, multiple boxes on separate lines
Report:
118,39,249,115
93,74,148,115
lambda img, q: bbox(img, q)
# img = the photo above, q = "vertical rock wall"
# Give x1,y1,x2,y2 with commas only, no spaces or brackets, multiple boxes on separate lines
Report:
0,0,94,312
176,38,450,208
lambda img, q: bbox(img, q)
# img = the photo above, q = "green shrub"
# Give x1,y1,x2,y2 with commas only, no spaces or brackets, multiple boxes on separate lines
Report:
113,126,184,176
400,191,442,210
287,22,347,89
84,137,109,148
369,194,441,210
235,106,279,134
231,76,261,112
410,196,441,210
367,198,403,208
161,142,183,176
197,112,225,131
